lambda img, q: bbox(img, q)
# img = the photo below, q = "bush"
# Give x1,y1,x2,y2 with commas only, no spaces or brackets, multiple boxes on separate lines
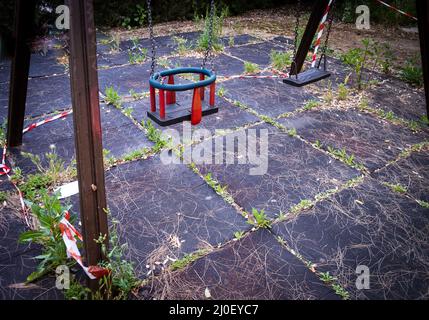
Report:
400,55,423,87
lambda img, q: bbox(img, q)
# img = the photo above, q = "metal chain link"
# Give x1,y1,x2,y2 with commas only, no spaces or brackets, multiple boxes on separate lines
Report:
201,0,216,70
146,0,156,76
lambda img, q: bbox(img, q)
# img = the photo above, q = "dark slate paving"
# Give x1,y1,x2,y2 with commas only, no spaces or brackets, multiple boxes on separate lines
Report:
0,75,71,121
195,123,360,219
278,109,427,171
220,34,260,47
139,229,339,300
272,178,429,300
225,41,286,67
372,149,429,202
222,77,317,117
0,49,67,84
97,51,132,68
123,95,260,134
28,50,67,78
271,36,294,47
0,206,63,300
103,155,250,277
169,53,245,77
6,105,152,175
366,78,427,122
98,63,151,96
97,32,202,58
0,60,11,84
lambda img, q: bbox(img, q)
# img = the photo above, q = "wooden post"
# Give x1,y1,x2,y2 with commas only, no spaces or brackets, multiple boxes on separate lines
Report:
6,0,36,147
290,0,331,75
68,0,109,291
417,0,429,118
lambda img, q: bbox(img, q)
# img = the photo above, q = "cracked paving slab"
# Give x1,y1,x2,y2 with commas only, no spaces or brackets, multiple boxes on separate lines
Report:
372,149,429,203
278,108,428,171
2,105,153,176
194,123,360,219
222,77,318,118
272,178,429,300
97,155,250,278
138,228,340,300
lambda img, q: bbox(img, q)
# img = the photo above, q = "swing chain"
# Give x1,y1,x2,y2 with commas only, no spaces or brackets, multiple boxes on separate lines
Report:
146,0,156,76
201,0,216,70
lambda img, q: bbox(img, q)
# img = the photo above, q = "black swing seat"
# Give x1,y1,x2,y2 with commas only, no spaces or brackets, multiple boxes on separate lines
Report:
283,67,331,87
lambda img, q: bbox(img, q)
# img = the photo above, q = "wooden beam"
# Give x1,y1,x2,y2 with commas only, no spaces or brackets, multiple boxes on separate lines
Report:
290,0,331,75
68,0,109,291
417,0,429,117
7,0,36,147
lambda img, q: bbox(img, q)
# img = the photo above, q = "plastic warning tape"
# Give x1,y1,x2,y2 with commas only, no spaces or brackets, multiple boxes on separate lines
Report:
311,0,334,68
375,0,417,21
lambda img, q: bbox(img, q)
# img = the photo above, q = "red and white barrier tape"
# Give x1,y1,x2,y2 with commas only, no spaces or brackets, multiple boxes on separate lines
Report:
311,0,334,68
1,109,108,279
23,109,73,134
220,67,289,81
59,212,109,279
374,0,417,21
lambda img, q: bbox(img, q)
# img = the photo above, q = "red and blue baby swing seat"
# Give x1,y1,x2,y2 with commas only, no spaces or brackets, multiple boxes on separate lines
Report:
148,67,217,126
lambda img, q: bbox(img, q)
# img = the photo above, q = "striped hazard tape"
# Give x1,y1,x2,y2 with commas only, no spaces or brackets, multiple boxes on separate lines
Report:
2,109,108,279
374,0,417,21
311,0,334,68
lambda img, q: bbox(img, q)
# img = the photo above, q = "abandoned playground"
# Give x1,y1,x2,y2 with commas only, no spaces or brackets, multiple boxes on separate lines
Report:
0,0,429,300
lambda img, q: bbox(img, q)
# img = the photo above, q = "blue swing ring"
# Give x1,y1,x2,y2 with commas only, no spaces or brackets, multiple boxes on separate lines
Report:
149,67,216,91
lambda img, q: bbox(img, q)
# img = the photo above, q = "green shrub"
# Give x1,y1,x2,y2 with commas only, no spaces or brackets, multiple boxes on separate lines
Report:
195,5,228,52
400,55,423,87
19,192,75,282
270,50,292,70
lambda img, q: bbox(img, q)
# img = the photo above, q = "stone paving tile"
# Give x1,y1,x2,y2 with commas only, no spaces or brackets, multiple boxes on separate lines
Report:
271,36,294,47
97,32,202,58
139,229,339,300
125,94,259,133
220,34,260,47
168,53,245,77
4,105,152,175
0,60,11,84
0,207,63,300
101,155,250,277
372,149,429,202
272,178,429,300
225,41,286,67
0,74,71,121
366,78,427,122
98,63,151,96
222,77,318,118
278,108,428,171
194,123,360,219
0,50,67,84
